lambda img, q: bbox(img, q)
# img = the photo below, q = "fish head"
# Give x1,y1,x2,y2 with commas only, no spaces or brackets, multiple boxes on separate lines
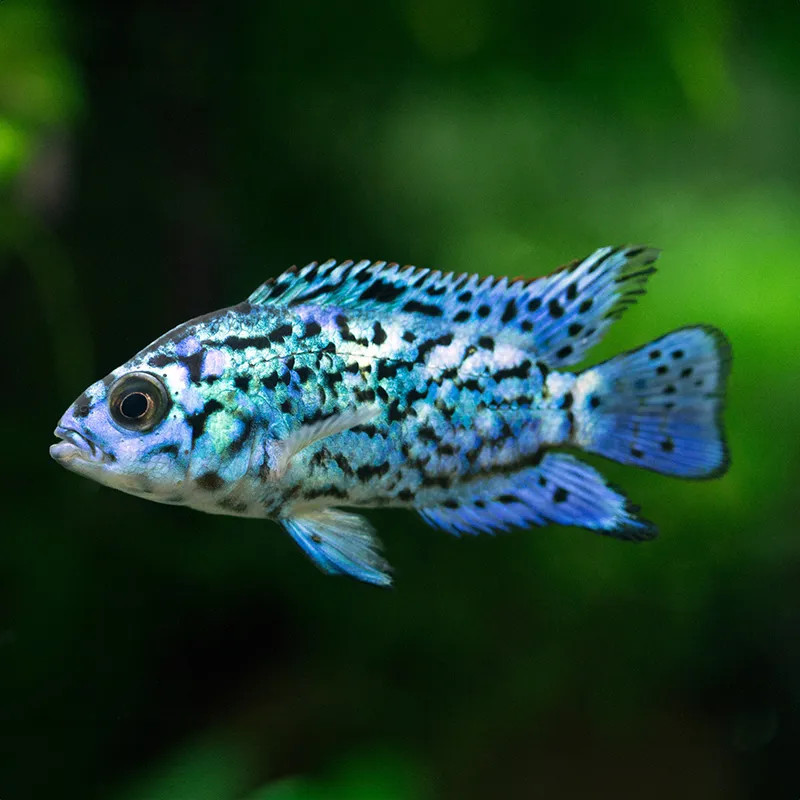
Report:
50,339,261,505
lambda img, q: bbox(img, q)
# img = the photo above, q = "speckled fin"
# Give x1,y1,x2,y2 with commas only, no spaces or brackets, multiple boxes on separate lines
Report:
247,246,658,366
282,509,392,586
417,452,656,541
274,404,381,477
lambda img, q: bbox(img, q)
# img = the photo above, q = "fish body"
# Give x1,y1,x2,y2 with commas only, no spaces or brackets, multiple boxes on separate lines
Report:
51,246,731,586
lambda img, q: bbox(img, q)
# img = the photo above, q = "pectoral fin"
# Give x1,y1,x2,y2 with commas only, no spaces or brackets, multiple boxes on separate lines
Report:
274,404,380,477
281,509,392,587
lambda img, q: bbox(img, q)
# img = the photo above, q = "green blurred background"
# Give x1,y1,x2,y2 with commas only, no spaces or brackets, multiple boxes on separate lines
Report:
2,1,799,798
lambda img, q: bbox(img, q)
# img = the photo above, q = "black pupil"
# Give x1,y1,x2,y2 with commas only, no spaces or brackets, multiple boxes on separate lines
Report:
120,391,150,419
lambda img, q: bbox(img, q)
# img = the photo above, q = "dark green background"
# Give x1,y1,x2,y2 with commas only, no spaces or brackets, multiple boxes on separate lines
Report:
2,1,799,798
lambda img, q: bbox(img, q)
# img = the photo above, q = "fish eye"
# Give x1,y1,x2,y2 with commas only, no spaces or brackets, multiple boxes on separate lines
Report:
108,372,170,432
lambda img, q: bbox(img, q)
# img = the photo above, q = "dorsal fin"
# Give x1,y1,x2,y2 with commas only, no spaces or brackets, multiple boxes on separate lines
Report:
247,246,659,367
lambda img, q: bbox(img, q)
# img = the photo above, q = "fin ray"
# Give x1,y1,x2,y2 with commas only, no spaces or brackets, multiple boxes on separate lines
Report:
247,246,659,365
417,452,655,541
574,326,731,478
282,509,392,586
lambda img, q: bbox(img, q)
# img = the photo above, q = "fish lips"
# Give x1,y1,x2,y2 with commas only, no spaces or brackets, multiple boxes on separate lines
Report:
50,426,109,466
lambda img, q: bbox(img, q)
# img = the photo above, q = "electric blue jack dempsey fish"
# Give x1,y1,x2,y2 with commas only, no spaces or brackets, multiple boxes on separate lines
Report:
51,246,731,586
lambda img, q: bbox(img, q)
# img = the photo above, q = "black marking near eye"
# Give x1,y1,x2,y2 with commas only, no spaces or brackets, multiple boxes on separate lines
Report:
187,399,224,446
373,322,387,345
548,299,563,318
152,443,180,457
75,394,91,417
181,351,205,384
478,336,495,350
553,487,569,503
403,300,443,317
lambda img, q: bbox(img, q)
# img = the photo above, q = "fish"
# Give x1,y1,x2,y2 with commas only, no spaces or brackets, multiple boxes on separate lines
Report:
50,245,731,586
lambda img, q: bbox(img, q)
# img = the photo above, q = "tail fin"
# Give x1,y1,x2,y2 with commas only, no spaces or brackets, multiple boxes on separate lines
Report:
573,326,731,478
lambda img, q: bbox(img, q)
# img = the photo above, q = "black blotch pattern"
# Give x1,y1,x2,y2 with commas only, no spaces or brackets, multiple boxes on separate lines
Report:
359,279,406,303
656,365,668,376
477,304,490,318
261,372,279,390
454,310,470,323
403,300,443,317
223,334,272,350
631,446,644,458
280,399,292,413
501,299,517,323
649,349,661,360
493,360,531,381
672,349,684,359
296,366,313,383
497,494,518,504
578,298,593,313
566,282,578,301
680,367,693,378
478,336,495,351
548,299,563,318
553,487,569,503
304,320,322,337
181,351,205,384
589,394,601,409
556,345,572,360
660,438,675,452
568,323,583,336
402,331,416,343
269,324,293,343
458,291,473,303
560,392,573,410
527,297,541,312
373,322,387,345
195,471,224,490
234,375,250,391
187,399,224,446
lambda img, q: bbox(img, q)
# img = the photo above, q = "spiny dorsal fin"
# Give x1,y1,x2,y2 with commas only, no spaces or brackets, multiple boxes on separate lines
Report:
248,246,659,367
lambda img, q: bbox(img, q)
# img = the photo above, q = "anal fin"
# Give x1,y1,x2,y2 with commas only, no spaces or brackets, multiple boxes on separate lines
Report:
282,509,392,586
417,452,655,541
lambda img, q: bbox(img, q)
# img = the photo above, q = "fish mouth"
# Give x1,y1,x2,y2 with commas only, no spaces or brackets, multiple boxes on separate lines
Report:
50,426,107,464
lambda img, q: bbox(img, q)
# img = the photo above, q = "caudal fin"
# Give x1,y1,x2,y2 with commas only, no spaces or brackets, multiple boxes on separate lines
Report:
573,326,731,478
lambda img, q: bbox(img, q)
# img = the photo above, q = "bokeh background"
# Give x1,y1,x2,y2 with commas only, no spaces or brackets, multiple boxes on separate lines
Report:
2,1,799,798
